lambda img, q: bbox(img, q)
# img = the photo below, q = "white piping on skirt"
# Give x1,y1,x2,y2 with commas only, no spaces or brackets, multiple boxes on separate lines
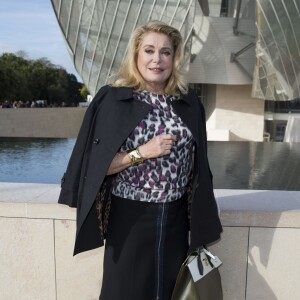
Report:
156,202,166,300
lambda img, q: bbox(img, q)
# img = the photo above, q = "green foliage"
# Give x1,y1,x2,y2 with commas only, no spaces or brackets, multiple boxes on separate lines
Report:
0,52,83,106
80,85,90,101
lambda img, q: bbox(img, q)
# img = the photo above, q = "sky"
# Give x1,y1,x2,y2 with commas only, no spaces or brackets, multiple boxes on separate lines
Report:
0,0,81,80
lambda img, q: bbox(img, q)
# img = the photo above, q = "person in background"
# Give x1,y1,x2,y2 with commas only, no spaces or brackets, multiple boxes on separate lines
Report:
58,21,222,300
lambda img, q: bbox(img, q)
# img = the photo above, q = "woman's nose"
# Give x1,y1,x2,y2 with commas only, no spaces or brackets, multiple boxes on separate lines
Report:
152,51,161,62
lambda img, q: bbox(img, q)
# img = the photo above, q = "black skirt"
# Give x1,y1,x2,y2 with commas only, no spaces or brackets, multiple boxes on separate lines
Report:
99,193,189,300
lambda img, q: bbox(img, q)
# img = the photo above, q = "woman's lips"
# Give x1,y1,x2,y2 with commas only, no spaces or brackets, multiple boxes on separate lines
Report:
149,68,163,72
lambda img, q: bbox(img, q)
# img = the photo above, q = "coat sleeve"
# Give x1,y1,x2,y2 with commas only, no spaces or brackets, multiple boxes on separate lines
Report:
199,100,213,181
58,85,109,207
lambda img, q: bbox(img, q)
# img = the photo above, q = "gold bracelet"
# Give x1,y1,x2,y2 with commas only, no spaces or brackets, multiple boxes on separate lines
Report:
126,147,144,166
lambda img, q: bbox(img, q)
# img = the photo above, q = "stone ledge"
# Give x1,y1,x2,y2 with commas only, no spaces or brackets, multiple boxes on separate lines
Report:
215,189,300,211
221,210,300,228
216,189,300,228
1,183,299,227
1,183,300,300
0,202,76,220
0,182,60,203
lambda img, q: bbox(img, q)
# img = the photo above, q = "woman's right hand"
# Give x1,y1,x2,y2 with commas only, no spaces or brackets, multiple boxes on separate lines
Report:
138,134,177,159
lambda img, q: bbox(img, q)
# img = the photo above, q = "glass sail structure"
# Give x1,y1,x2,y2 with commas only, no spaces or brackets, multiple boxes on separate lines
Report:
51,0,195,96
51,0,300,100
252,0,300,100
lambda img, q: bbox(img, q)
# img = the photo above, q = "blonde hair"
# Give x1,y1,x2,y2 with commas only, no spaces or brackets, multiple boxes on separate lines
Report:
111,21,188,95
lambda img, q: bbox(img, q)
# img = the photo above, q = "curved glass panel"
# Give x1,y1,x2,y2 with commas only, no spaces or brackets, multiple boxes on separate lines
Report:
51,0,195,96
51,0,300,101
252,0,300,100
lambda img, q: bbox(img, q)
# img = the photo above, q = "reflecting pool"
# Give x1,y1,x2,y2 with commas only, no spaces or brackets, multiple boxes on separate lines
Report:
208,141,300,191
0,138,75,184
0,138,299,190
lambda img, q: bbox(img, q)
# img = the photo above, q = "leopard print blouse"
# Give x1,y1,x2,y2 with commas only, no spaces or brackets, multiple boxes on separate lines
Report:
111,90,195,203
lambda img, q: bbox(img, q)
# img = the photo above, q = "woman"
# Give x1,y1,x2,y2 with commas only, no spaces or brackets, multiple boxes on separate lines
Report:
58,21,222,300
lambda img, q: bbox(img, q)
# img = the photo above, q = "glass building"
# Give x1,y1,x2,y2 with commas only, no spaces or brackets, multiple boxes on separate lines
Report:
51,0,195,96
51,0,300,141
253,0,300,101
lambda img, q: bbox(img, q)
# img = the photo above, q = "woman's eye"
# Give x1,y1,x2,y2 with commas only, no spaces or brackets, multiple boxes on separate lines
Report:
144,49,171,56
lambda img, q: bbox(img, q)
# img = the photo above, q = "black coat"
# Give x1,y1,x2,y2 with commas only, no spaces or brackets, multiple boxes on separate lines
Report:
58,85,222,255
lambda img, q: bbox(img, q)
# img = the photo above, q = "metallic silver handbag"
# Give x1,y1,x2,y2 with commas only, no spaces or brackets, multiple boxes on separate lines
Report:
171,248,223,300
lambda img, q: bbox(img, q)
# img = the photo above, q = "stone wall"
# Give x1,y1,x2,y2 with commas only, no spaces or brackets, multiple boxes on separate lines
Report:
0,87,265,142
0,108,87,138
206,84,265,141
1,184,300,300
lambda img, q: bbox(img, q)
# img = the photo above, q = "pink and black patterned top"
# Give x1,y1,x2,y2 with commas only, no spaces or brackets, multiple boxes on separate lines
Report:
111,91,195,203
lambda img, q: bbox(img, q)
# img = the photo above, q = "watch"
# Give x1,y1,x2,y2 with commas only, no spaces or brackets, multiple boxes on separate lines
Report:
127,147,144,166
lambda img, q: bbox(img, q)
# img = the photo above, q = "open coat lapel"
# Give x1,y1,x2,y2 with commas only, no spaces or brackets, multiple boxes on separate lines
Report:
77,87,152,234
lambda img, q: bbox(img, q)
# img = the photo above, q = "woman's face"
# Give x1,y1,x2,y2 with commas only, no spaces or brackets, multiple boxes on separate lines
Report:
137,32,174,93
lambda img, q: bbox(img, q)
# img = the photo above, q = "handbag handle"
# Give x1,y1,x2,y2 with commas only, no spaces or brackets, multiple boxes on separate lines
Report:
196,247,217,275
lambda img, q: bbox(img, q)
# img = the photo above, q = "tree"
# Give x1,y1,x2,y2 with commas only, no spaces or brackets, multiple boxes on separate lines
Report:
0,52,83,105
80,85,90,101
0,53,32,100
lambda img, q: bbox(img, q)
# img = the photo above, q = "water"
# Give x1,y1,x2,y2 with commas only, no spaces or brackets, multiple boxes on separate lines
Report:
208,141,300,191
0,138,299,190
0,138,75,184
